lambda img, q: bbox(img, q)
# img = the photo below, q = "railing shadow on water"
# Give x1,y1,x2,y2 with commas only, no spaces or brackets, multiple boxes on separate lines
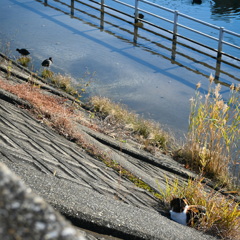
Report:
40,0,240,89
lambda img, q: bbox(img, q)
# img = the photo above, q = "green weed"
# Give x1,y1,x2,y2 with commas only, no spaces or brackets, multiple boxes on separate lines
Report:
41,69,54,79
50,73,78,96
6,61,12,78
17,56,31,67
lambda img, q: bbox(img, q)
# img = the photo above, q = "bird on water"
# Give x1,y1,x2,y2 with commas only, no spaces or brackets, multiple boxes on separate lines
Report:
41,57,53,67
170,198,206,226
138,13,144,19
16,48,30,56
192,0,202,4
134,12,144,19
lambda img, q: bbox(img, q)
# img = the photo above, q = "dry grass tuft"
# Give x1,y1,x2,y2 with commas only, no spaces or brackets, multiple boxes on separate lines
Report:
50,73,78,96
41,72,89,97
90,96,173,151
182,77,240,187
17,56,31,67
41,69,54,79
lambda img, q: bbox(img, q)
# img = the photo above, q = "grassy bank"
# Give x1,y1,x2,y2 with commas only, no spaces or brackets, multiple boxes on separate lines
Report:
1,56,239,239
89,78,239,189
15,55,239,188
182,76,239,188
0,78,239,239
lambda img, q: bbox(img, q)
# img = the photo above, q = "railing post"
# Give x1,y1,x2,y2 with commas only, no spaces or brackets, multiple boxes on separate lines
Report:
101,0,105,11
217,27,224,58
171,40,177,62
133,25,138,44
133,0,140,43
44,0,48,5
215,27,224,80
214,60,221,81
100,0,105,30
134,0,139,24
71,0,74,16
173,11,178,40
171,11,178,61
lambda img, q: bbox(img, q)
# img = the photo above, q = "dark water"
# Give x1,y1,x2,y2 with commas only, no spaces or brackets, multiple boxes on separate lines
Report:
0,0,239,138
137,0,240,52
152,0,240,28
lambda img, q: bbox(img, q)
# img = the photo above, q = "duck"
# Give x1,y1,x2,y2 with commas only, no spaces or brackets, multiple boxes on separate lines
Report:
16,48,30,56
138,13,144,19
41,57,53,67
192,0,202,4
134,12,144,19
170,198,206,226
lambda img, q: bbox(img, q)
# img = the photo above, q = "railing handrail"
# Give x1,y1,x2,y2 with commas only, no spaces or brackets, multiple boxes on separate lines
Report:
139,0,175,14
224,29,240,37
177,11,220,30
40,0,240,84
112,0,134,9
45,0,240,56
109,0,240,56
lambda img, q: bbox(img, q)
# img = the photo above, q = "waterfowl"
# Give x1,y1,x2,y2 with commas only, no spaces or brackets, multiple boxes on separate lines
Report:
16,48,30,56
192,0,202,4
134,12,144,19
138,13,144,19
41,57,53,67
170,198,206,226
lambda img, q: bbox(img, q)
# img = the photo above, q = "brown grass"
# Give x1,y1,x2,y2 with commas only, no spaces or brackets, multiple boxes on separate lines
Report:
50,73,78,96
182,76,240,187
0,80,75,132
41,69,54,79
17,56,31,67
90,96,174,152
41,72,91,97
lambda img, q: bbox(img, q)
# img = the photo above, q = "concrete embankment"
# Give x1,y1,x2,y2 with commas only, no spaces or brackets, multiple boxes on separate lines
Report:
0,53,216,239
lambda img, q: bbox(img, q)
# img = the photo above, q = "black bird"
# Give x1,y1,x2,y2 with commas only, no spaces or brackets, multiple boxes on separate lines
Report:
170,198,206,226
192,0,202,4
138,13,144,19
134,12,144,19
16,48,30,56
41,57,53,67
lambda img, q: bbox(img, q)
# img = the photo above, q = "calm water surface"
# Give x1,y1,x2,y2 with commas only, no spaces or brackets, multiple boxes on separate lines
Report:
0,0,239,138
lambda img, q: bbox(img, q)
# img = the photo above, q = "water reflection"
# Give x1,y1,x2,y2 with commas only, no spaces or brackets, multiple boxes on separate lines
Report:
2,0,239,139
211,0,240,15
210,0,240,23
38,0,240,89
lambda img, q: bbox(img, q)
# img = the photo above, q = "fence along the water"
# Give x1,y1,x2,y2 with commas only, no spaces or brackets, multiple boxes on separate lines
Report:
115,0,240,60
44,0,240,60
42,0,239,85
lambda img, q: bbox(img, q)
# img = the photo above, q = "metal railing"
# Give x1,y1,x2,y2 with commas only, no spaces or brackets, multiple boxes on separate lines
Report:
40,0,239,85
43,0,240,60
111,0,240,60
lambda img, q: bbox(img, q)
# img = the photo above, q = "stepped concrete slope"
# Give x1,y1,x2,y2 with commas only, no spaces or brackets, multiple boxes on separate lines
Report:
0,54,216,239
